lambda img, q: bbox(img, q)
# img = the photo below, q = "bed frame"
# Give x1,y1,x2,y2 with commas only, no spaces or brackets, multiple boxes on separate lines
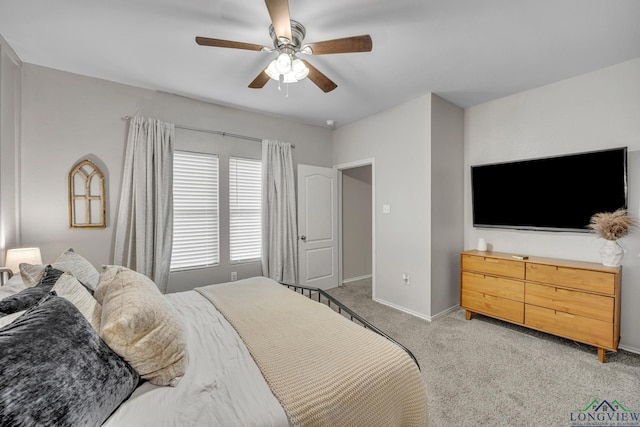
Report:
280,282,420,370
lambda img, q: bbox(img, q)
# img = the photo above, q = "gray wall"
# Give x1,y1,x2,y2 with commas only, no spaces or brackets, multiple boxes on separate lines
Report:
341,165,372,281
333,94,433,317
464,58,640,352
430,95,464,316
0,35,21,264
18,64,332,292
333,93,465,319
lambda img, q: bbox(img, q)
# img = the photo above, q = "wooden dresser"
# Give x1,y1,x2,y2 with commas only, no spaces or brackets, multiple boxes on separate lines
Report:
460,250,621,363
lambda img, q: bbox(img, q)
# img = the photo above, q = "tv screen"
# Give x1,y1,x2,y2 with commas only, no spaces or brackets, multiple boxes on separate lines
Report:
471,147,627,232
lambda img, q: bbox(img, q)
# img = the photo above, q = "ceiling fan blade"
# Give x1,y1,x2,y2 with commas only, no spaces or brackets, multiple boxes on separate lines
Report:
301,60,337,93
195,36,265,52
265,0,292,43
307,35,372,55
248,70,270,89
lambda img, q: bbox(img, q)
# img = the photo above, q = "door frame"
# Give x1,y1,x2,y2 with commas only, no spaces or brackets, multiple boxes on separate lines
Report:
335,158,376,299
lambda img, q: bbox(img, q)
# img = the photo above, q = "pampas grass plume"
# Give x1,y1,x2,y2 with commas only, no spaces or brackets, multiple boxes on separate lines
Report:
589,209,636,240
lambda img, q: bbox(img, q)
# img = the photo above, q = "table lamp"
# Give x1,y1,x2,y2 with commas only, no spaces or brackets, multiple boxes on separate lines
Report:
5,247,43,275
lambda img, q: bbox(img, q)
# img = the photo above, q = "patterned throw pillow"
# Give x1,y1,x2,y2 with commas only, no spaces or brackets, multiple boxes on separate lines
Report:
19,248,100,291
0,293,140,426
51,272,102,331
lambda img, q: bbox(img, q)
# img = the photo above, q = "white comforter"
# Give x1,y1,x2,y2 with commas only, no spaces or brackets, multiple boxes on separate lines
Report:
103,290,289,427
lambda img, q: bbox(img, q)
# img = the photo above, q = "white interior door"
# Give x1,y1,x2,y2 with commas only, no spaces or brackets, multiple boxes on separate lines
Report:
297,164,338,290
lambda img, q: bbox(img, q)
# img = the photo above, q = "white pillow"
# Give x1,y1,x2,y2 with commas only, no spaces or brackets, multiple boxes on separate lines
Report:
0,275,26,299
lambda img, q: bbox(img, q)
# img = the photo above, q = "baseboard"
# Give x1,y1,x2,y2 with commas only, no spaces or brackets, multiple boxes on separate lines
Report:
373,297,432,321
430,304,461,321
342,274,372,284
619,344,640,355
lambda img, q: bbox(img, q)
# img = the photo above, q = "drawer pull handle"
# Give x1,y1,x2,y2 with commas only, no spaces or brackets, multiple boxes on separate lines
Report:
555,311,574,319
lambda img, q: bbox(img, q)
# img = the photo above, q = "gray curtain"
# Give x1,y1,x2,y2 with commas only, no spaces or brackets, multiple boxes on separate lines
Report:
114,116,174,292
261,139,298,283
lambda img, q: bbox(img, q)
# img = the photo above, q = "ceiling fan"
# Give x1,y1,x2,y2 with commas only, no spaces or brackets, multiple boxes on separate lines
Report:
195,0,372,93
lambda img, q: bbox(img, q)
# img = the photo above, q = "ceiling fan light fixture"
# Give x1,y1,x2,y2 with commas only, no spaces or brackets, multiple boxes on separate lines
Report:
275,52,292,74
266,60,280,80
266,54,309,84
282,72,298,84
292,58,309,80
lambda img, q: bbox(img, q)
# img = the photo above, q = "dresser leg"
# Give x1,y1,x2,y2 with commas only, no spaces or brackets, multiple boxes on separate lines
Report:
465,310,472,320
598,348,606,363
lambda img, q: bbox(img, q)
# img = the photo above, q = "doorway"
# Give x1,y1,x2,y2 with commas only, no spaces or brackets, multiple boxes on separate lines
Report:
337,159,374,298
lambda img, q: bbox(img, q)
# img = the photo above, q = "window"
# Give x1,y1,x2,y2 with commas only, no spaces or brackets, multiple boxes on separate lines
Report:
229,157,262,262
171,151,219,270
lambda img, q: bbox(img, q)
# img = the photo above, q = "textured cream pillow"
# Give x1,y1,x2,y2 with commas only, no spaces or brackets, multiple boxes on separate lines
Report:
51,272,102,331
95,266,187,386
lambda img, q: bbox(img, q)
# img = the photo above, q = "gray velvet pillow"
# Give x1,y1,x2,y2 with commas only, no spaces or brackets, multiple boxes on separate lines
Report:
0,293,140,426
0,266,64,316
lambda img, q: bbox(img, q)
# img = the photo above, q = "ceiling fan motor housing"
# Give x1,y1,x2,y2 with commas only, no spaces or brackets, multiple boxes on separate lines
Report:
270,20,306,49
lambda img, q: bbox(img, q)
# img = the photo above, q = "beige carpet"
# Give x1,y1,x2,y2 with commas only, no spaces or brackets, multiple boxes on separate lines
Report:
325,279,640,427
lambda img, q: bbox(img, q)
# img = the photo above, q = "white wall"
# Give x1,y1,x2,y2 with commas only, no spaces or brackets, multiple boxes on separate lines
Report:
341,165,372,281
19,64,332,292
465,58,640,351
333,94,432,316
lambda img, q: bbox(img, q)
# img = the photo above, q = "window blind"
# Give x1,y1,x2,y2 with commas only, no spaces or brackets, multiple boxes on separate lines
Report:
170,151,219,270
229,157,262,262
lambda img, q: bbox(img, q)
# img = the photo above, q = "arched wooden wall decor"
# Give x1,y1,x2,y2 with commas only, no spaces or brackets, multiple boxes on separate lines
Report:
68,159,106,228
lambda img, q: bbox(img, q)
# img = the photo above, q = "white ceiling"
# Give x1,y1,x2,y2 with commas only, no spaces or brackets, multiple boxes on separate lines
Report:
1,0,639,127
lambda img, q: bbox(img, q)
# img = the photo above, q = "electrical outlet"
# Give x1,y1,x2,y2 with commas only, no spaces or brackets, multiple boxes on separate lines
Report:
231,272,237,281
402,272,410,285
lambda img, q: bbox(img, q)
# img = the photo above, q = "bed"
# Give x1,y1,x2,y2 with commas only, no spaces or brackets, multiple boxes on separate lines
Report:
0,249,427,426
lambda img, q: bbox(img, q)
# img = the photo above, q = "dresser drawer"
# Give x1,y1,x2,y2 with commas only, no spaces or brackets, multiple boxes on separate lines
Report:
525,283,613,322
462,254,525,279
526,263,615,295
525,305,613,349
462,289,524,324
462,271,524,302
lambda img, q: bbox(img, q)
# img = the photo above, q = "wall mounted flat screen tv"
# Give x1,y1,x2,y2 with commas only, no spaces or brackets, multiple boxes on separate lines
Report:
471,147,627,233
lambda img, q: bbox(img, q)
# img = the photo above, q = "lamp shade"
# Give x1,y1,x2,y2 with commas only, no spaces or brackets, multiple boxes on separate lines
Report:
5,247,42,274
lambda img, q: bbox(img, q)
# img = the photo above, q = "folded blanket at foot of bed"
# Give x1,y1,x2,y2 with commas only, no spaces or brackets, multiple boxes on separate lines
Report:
196,276,428,427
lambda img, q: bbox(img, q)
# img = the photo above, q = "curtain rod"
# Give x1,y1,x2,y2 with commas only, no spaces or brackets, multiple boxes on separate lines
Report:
121,116,294,147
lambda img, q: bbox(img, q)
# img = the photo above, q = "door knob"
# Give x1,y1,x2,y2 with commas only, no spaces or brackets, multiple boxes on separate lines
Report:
300,235,307,241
